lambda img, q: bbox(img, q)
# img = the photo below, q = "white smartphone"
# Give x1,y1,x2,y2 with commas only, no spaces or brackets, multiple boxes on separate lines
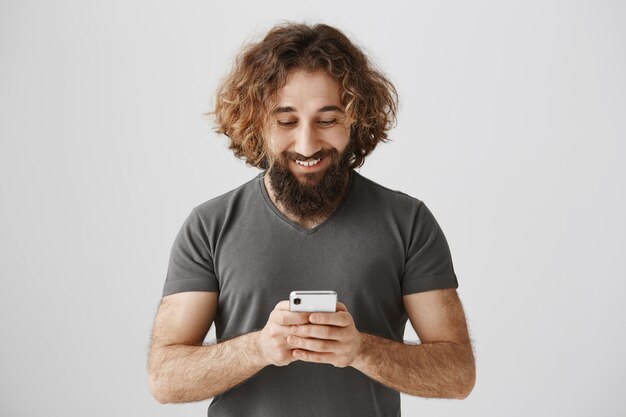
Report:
289,290,337,313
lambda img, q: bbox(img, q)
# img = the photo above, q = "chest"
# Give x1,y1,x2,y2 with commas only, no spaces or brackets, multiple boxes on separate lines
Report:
212,214,408,336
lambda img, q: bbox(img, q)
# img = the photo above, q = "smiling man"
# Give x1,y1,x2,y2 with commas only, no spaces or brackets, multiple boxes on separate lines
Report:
148,23,475,416
264,70,354,227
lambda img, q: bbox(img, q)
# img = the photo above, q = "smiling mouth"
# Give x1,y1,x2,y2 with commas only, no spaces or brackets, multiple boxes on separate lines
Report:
294,158,322,167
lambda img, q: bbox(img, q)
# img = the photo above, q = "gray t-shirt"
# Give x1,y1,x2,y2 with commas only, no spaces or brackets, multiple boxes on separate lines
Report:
163,170,458,416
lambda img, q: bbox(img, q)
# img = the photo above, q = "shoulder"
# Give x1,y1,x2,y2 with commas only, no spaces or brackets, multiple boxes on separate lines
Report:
346,172,442,251
173,173,263,249
193,173,262,217
351,171,424,214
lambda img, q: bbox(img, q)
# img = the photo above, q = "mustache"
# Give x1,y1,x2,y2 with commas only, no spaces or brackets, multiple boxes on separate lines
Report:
282,149,336,161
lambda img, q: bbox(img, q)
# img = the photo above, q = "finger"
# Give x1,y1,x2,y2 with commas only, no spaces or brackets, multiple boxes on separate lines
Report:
308,311,352,327
272,310,312,326
291,324,340,340
292,349,336,364
287,335,339,352
336,302,348,312
275,300,290,311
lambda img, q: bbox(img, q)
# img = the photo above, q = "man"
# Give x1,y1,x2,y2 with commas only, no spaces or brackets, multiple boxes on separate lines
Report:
148,22,475,416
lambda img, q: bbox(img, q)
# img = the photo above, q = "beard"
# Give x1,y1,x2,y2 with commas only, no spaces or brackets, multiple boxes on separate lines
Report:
267,145,353,219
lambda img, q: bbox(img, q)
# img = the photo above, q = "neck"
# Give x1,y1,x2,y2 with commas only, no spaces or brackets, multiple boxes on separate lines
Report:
263,171,351,229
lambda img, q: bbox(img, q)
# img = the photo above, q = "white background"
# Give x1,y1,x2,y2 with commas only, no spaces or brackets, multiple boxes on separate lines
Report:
1,0,625,416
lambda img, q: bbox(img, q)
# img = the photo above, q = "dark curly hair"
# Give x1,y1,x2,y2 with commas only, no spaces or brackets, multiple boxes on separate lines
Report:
209,22,398,169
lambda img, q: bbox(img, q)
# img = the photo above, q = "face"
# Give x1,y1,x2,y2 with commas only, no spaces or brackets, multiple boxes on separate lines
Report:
267,70,351,181
265,69,353,218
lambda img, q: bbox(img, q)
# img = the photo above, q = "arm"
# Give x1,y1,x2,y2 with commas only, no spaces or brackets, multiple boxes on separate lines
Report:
147,293,309,404
147,291,262,403
287,289,475,399
353,289,475,399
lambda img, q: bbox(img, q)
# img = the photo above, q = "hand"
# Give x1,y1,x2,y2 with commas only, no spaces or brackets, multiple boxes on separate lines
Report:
257,301,312,367
286,302,362,368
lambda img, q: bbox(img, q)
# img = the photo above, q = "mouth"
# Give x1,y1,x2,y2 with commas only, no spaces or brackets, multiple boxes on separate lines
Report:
294,158,322,168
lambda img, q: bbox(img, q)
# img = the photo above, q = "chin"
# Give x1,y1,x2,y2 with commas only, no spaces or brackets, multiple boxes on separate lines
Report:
292,169,326,184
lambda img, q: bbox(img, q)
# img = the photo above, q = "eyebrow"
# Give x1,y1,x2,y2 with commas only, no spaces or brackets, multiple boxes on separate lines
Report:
273,105,344,114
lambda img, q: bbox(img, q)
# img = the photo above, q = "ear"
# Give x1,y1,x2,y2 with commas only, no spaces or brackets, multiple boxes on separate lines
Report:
259,133,276,169
259,155,269,170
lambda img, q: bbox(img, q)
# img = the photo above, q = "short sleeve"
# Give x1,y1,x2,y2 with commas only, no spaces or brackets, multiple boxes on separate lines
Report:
401,202,458,295
162,208,220,296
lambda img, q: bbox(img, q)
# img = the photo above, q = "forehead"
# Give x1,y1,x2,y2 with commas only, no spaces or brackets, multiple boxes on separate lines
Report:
276,70,342,105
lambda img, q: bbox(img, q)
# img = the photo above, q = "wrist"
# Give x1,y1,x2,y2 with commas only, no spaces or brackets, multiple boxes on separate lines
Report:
351,332,371,372
249,331,270,368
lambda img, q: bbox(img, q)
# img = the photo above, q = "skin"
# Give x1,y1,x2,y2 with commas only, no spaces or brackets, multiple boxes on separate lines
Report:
263,69,351,229
147,69,475,403
266,69,351,176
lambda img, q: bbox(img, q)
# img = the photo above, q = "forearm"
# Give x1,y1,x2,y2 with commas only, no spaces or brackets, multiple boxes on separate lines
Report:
352,332,475,399
148,330,266,403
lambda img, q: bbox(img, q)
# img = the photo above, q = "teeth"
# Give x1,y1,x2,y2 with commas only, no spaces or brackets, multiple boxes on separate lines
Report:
295,158,321,167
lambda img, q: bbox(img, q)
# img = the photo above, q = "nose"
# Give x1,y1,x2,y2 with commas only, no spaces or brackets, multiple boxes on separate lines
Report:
293,123,321,158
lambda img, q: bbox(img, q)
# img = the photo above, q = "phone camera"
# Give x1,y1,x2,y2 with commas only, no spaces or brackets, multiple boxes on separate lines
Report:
294,298,301,305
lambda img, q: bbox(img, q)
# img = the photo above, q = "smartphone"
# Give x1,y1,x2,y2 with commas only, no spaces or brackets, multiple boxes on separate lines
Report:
289,291,337,313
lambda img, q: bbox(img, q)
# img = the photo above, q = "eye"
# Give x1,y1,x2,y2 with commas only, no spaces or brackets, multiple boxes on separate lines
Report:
317,119,337,127
277,120,297,127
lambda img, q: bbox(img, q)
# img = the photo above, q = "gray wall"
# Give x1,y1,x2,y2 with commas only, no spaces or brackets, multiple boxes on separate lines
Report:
1,0,624,415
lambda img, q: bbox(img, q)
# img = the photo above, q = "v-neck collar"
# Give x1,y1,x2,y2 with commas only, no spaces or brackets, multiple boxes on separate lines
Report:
257,170,355,235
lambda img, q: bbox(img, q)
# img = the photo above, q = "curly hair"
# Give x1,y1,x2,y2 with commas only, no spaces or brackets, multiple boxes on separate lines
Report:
209,22,398,169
